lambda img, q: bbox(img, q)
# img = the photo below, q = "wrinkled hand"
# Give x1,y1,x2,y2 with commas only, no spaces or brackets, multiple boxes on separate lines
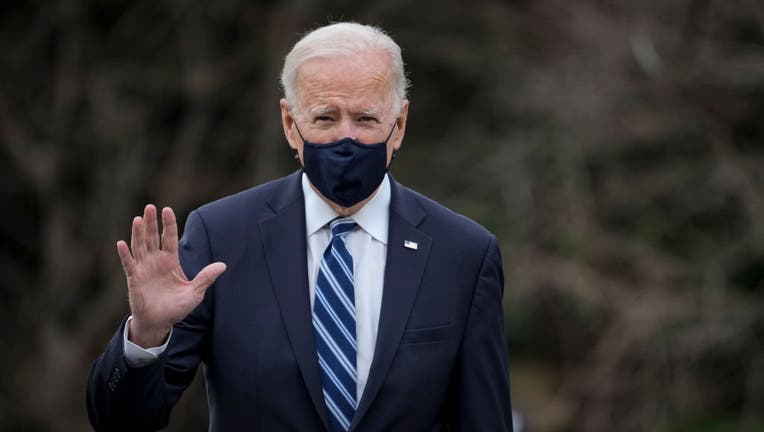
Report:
117,205,226,348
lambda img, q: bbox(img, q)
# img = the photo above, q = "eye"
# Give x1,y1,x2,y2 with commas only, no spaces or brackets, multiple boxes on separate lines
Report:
315,116,334,122
358,116,378,123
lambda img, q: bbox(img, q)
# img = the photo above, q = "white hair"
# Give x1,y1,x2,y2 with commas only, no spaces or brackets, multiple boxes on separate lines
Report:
280,22,410,114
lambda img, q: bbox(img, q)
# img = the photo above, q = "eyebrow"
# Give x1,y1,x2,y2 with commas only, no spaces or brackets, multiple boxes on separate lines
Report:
308,106,336,117
357,108,381,117
305,106,383,118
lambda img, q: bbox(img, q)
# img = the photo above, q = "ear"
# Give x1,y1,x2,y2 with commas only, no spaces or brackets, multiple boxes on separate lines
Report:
391,99,409,152
280,98,301,152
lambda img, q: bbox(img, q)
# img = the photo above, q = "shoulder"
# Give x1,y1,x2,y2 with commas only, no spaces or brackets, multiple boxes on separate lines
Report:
178,172,301,257
393,181,501,285
193,172,301,225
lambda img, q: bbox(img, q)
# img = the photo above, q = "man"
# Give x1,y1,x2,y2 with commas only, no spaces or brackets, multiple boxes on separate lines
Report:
87,22,512,431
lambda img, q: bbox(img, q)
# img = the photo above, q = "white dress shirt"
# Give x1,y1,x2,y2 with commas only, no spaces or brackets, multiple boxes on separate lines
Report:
124,173,390,401
303,173,388,399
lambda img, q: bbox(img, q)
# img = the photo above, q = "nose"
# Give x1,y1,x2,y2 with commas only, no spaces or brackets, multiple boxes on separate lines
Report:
336,119,357,140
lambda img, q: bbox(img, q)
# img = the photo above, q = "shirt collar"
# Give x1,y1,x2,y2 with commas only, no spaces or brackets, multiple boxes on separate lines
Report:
302,172,390,245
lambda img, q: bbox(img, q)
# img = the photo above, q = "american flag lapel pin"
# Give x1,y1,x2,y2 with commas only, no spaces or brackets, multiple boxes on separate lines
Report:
404,240,418,250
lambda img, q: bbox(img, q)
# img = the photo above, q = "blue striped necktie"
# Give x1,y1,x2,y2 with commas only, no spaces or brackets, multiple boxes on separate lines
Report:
313,217,358,432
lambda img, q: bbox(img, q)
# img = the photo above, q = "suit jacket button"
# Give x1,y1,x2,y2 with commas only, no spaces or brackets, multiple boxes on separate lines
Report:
107,368,122,392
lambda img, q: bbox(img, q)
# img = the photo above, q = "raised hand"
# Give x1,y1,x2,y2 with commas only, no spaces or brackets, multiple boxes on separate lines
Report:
116,205,226,348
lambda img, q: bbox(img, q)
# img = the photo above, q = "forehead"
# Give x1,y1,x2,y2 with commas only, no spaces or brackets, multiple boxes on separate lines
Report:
295,50,394,110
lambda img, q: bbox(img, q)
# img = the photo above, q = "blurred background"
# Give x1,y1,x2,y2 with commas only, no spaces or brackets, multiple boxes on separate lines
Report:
1,0,763,431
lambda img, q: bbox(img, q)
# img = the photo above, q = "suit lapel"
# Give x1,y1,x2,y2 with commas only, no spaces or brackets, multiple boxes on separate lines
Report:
258,172,331,431
349,179,432,431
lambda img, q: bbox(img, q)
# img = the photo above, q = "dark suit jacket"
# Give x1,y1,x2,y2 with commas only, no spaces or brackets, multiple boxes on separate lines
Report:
87,171,512,431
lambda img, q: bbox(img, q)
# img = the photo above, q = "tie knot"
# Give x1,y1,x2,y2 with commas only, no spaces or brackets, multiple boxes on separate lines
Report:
329,217,356,239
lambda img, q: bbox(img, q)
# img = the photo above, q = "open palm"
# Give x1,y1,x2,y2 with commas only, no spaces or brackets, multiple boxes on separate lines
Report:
116,205,226,347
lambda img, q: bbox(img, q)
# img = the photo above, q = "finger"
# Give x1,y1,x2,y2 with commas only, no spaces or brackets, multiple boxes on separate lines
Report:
191,262,227,294
144,204,159,251
161,207,179,254
131,216,147,260
116,240,136,277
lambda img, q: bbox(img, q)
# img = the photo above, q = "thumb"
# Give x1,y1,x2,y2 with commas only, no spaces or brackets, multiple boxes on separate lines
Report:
192,262,227,294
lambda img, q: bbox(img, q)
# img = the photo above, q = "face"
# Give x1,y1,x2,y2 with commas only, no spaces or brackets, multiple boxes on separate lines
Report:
280,50,409,166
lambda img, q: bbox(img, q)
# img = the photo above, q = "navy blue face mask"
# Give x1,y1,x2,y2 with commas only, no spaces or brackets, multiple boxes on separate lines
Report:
295,123,396,208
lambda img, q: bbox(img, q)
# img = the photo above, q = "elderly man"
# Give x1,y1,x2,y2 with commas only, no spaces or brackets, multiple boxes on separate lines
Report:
87,22,512,431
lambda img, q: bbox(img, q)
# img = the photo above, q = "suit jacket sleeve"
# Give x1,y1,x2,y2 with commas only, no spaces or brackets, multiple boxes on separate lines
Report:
87,210,216,431
454,236,513,431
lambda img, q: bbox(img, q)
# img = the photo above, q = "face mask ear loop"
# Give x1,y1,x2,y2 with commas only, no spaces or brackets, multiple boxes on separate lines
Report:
383,122,397,144
293,121,307,143
292,121,307,162
385,121,399,169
